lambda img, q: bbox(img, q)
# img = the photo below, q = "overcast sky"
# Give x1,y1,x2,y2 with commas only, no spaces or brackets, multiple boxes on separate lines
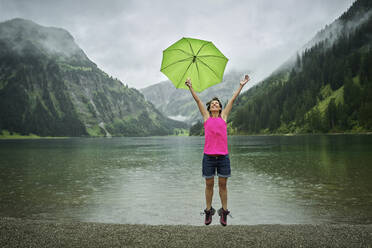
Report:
0,0,355,89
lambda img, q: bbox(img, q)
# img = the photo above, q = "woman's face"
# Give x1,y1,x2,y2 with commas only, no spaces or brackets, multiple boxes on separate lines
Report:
210,100,221,112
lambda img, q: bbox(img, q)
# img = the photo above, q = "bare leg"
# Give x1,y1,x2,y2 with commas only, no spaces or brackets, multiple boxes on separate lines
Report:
205,178,214,210
218,177,228,210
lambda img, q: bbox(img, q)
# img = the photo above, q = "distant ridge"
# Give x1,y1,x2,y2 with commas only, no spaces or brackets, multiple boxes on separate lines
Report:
140,70,245,125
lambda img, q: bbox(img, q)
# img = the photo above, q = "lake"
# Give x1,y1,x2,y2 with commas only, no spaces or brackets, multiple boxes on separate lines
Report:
0,135,372,225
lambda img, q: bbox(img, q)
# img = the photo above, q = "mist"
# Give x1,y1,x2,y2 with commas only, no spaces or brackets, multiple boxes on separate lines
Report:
5,23,83,62
0,0,355,88
302,9,372,54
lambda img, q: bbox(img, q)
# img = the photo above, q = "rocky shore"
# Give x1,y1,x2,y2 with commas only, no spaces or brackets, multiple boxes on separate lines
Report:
1,217,372,247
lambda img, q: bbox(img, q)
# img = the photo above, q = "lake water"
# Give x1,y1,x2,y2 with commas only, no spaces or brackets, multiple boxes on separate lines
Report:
1,135,372,226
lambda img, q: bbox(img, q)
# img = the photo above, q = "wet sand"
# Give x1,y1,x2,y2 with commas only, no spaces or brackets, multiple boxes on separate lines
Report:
1,217,372,247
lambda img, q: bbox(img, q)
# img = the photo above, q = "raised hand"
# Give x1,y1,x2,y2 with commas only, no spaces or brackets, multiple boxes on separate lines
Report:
185,78,192,88
240,75,250,86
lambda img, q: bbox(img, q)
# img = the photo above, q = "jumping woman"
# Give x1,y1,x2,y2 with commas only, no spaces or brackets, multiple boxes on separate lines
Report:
185,74,250,226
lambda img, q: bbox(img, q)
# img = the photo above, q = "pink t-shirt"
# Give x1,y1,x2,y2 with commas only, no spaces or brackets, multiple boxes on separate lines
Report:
203,117,228,155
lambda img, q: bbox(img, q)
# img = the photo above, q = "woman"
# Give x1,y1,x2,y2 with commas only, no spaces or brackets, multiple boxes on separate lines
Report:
185,74,250,226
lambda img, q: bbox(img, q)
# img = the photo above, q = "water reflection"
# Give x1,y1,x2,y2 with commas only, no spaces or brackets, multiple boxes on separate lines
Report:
229,135,372,224
0,135,372,225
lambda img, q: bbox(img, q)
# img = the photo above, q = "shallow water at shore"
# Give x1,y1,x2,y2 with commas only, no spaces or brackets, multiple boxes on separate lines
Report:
1,135,372,225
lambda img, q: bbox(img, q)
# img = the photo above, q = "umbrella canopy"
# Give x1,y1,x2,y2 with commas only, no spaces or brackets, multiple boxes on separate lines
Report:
160,37,228,92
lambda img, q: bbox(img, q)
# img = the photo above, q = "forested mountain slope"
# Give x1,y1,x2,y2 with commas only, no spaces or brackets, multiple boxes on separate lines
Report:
230,0,372,134
0,18,186,137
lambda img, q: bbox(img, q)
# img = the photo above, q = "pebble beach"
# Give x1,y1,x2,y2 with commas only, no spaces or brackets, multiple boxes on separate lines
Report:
1,217,372,247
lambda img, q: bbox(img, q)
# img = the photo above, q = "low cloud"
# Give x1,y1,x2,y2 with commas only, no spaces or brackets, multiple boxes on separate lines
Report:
0,0,355,88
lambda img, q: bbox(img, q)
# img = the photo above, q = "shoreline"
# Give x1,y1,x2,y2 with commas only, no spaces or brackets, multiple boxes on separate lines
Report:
1,132,372,140
1,217,372,247
230,132,372,137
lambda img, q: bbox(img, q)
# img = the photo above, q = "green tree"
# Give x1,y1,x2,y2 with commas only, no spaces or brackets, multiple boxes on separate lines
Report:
189,121,204,136
325,98,337,130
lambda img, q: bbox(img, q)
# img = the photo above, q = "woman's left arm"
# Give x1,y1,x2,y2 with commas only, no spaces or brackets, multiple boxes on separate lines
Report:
221,75,250,121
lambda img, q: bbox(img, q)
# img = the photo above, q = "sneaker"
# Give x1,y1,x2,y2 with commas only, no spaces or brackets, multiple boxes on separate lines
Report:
218,208,231,226
203,207,216,225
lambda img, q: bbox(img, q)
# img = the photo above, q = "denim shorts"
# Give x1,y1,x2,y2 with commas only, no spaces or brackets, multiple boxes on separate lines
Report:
202,154,231,178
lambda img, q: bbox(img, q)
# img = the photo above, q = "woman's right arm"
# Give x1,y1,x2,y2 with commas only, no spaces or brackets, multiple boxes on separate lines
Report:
185,78,209,122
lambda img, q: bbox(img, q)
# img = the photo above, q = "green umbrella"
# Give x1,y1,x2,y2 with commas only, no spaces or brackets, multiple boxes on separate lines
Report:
160,37,228,92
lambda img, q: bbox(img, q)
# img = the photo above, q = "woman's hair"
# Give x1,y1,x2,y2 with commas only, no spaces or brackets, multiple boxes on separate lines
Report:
206,97,223,114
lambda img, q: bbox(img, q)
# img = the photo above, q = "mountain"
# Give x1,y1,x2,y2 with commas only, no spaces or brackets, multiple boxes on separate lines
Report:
276,0,372,74
0,18,186,137
140,70,245,125
229,0,372,134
